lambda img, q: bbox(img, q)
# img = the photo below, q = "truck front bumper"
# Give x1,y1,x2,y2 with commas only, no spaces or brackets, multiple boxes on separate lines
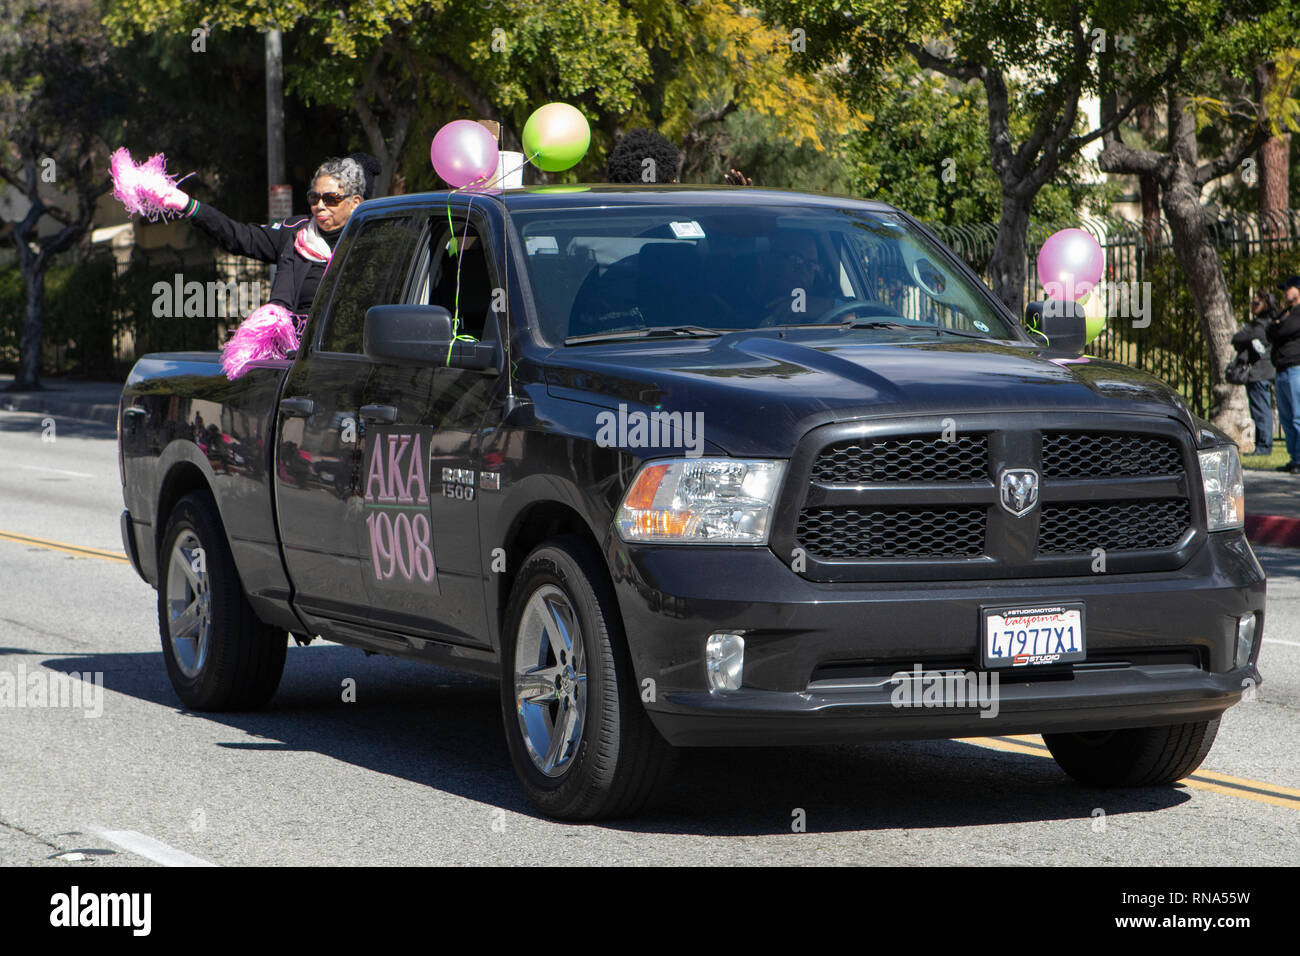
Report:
609,533,1265,746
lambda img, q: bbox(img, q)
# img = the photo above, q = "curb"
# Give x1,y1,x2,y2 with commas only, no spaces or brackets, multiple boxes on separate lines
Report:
1245,514,1300,549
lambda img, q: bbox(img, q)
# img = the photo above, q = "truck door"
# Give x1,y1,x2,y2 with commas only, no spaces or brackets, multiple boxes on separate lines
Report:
275,213,418,633
355,208,499,647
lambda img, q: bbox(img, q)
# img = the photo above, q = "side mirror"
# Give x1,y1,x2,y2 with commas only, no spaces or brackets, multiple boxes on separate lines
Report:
1024,299,1086,354
363,304,498,372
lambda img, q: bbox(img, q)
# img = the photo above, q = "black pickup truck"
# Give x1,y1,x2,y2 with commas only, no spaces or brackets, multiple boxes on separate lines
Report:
118,186,1265,820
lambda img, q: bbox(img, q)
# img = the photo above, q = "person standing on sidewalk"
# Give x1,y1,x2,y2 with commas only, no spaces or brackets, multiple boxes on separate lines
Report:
1266,275,1300,473
1233,291,1279,456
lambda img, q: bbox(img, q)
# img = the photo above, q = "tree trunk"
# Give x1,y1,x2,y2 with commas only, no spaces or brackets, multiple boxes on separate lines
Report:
1136,104,1161,247
14,259,47,391
1260,132,1290,238
990,192,1031,315
1256,62,1290,240
1161,174,1251,448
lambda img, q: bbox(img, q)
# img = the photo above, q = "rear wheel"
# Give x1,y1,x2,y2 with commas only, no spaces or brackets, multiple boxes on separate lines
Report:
499,536,675,820
157,491,286,710
1044,719,1220,787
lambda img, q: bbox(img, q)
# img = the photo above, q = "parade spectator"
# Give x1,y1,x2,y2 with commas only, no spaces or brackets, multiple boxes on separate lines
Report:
1266,275,1300,473
1233,291,1279,455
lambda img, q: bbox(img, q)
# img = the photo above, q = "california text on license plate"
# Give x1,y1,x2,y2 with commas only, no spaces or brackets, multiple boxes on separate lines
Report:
981,604,1086,668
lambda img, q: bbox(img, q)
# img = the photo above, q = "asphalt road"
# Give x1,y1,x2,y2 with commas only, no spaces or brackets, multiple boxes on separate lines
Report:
1,407,1298,866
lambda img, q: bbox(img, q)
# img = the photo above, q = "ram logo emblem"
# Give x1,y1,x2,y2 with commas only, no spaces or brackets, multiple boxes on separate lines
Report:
999,468,1039,518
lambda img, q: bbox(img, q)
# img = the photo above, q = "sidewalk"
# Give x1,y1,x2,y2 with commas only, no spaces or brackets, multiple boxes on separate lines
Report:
0,374,125,426
4,374,1300,547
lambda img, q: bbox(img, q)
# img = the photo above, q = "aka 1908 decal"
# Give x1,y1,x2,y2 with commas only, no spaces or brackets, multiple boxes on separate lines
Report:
363,427,437,585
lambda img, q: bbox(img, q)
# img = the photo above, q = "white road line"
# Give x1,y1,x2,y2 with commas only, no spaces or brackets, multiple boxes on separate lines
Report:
1263,638,1300,648
88,827,217,867
20,464,94,478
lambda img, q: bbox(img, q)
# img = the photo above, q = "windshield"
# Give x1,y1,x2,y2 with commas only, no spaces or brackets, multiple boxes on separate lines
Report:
509,204,1019,345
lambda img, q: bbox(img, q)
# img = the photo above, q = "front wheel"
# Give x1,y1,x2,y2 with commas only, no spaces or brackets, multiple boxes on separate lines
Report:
499,536,675,820
1043,718,1220,787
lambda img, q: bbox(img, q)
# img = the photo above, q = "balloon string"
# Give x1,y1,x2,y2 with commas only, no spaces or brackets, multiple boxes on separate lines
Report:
440,149,541,363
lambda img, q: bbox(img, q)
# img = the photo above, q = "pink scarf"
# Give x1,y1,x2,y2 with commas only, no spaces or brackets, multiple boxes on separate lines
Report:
293,220,334,264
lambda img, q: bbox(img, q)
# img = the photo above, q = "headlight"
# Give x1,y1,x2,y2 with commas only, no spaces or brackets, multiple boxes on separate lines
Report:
614,458,785,544
1198,446,1244,531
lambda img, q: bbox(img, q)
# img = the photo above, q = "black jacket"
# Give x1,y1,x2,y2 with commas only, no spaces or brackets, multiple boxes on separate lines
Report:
1266,303,1300,373
189,203,339,314
1231,312,1277,381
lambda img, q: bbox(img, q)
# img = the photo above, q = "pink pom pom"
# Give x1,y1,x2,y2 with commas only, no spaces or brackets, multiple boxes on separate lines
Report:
109,147,191,221
110,147,148,218
220,304,300,379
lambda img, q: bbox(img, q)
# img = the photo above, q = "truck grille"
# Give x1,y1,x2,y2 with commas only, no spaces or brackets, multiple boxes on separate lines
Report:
798,506,985,558
811,435,987,483
1037,499,1191,554
1041,432,1182,479
785,418,1200,579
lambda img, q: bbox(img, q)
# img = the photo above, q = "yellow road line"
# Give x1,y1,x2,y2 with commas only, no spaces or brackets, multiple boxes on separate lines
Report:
0,529,129,563
963,734,1300,810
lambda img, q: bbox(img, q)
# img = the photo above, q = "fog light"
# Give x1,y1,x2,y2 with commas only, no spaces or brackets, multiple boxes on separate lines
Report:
1235,613,1257,668
705,632,745,692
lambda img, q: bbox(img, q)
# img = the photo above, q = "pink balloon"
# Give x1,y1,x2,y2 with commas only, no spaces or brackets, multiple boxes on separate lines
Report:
1037,228,1104,300
431,120,500,188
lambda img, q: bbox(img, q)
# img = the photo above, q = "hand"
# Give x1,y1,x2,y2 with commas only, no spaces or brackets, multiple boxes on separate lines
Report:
158,184,190,212
724,167,754,186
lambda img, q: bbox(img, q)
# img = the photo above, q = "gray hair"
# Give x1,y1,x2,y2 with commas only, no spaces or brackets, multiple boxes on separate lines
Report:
312,156,369,199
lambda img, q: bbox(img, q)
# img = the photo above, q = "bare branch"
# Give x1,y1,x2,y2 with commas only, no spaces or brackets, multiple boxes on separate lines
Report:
900,39,983,83
1195,125,1269,185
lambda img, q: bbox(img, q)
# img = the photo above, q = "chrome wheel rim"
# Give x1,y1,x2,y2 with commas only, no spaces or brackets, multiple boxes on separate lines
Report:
166,529,212,678
514,584,587,777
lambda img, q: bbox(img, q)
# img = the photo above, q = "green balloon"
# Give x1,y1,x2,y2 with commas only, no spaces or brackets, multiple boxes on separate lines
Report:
1085,313,1106,344
522,103,591,172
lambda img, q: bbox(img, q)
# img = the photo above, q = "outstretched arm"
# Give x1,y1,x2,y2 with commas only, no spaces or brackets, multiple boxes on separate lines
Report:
160,184,293,263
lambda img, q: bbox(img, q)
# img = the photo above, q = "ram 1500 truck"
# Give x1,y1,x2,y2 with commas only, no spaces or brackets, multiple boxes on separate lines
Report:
118,186,1265,820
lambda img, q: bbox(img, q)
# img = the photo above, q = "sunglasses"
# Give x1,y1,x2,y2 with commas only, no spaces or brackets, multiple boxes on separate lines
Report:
307,191,353,207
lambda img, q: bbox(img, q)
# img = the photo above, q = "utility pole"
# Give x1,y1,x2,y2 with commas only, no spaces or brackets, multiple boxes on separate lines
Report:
266,29,290,224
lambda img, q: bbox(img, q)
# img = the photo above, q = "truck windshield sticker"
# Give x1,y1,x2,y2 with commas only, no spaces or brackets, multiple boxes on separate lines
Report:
669,220,705,239
362,426,437,586
525,236,558,255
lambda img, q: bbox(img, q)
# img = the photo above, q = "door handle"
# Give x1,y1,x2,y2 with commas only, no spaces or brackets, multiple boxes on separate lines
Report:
360,404,398,423
279,397,315,417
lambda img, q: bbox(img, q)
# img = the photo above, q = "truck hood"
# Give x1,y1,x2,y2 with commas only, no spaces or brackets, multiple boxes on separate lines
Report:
543,332,1199,457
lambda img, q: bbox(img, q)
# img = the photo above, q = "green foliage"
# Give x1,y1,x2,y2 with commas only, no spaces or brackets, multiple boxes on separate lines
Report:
848,62,1118,223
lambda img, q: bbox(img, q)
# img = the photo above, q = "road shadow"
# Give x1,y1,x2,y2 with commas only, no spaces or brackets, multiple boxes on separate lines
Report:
42,645,1191,835
1254,545,1300,578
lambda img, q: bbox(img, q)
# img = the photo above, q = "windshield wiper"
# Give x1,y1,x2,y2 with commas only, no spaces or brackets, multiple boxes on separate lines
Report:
839,319,925,331
565,325,724,345
839,318,998,340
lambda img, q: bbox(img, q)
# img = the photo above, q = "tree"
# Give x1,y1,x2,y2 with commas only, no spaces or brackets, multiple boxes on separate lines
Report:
848,60,1114,226
755,0,1174,313
1097,3,1300,447
106,1,851,193
0,0,122,390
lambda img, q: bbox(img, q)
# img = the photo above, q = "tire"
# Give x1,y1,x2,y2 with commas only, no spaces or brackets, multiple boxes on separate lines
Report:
1044,718,1220,787
157,491,287,711
499,535,676,820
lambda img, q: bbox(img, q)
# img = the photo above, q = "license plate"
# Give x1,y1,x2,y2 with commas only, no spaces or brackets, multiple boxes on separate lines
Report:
981,604,1085,668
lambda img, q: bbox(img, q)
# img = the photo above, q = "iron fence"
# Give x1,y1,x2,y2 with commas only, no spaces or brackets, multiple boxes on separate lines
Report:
928,210,1300,417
